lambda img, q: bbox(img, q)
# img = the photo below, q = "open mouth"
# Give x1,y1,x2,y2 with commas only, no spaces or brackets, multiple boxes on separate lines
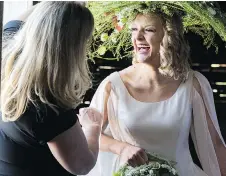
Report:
137,45,150,53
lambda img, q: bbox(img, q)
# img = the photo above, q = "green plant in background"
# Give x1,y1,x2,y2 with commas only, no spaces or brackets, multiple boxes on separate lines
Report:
87,1,226,61
113,152,179,176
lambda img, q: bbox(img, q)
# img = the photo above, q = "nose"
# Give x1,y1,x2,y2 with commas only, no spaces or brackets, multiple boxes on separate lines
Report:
135,30,145,41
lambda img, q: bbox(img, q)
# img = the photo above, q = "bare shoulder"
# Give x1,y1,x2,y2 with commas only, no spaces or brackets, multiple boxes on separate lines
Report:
118,66,135,81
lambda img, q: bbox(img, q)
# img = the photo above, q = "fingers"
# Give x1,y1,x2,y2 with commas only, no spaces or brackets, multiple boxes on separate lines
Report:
128,158,136,167
78,107,103,128
128,155,145,167
79,108,101,117
79,108,88,116
127,149,148,167
138,149,149,164
135,153,146,165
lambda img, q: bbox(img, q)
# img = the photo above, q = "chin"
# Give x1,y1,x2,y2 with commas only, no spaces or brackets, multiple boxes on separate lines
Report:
136,54,151,63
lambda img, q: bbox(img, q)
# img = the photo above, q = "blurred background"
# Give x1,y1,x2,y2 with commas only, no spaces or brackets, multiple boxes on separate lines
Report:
3,0,226,169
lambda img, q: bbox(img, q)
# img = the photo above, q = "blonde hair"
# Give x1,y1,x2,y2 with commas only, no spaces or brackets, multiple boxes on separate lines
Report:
1,2,94,121
133,13,191,81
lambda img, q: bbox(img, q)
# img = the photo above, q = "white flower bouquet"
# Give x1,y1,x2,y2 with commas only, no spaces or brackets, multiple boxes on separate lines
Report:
113,152,179,176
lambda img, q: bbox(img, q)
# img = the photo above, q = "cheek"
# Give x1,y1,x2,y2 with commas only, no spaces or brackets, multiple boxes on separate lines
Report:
147,36,162,49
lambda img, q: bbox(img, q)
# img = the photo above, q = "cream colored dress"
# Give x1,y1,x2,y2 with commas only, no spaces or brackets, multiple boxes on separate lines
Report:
84,70,225,176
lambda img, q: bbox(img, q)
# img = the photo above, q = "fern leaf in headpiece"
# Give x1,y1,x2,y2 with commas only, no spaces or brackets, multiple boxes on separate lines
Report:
87,1,226,61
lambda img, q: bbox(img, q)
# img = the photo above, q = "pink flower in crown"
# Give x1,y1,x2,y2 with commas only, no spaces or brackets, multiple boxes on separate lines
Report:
113,15,124,32
115,25,123,32
103,12,124,32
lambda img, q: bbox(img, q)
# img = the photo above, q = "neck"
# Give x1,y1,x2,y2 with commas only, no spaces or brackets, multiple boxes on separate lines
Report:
134,53,167,85
135,63,164,85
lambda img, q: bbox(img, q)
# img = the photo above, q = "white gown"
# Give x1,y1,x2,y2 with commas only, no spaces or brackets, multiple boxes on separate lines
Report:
83,70,226,176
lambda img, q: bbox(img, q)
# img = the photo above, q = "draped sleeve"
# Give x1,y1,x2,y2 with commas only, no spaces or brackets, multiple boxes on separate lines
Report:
82,73,121,176
191,71,226,176
89,72,137,145
89,74,117,137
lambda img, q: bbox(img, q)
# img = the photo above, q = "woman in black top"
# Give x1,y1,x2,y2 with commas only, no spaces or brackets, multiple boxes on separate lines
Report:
0,2,103,176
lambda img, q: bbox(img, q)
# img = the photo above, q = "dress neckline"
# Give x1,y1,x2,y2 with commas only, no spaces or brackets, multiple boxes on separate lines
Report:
115,71,184,104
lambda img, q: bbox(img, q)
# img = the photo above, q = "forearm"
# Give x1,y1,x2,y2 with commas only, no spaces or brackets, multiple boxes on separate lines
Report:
82,126,102,161
100,133,127,155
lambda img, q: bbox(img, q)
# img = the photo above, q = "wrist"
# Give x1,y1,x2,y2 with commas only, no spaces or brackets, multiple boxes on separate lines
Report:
82,124,101,131
116,142,129,155
82,125,102,137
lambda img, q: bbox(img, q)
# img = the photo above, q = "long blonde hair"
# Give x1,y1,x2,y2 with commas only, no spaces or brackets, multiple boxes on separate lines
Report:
1,2,94,121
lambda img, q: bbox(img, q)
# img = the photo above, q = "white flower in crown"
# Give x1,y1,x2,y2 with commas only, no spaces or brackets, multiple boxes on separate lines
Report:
100,33,108,42
123,7,130,13
116,13,123,21
207,7,216,15
111,36,117,43
97,45,106,55
162,5,168,10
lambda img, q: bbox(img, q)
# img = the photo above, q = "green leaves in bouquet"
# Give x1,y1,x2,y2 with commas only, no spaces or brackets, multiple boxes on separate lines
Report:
113,164,130,176
113,152,179,176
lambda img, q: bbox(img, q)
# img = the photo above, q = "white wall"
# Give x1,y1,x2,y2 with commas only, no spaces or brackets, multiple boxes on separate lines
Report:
3,1,33,25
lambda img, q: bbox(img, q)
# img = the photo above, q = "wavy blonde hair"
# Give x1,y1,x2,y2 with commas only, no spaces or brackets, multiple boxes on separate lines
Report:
1,2,94,121
133,13,191,81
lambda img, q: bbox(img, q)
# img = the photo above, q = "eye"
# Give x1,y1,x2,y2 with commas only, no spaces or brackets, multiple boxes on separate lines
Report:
130,27,137,32
145,28,156,32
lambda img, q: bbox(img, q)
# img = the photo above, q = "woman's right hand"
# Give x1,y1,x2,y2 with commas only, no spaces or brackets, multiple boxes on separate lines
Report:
78,107,103,129
120,144,149,167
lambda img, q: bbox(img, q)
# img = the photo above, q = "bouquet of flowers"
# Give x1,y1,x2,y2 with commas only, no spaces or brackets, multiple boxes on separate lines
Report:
113,152,179,176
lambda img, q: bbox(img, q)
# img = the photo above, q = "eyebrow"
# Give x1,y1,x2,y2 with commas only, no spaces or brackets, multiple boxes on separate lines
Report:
144,25,156,28
130,24,156,28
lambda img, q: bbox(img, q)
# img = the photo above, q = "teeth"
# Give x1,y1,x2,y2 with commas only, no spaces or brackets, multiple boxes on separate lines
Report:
138,47,150,51
138,46,150,50
137,46,149,48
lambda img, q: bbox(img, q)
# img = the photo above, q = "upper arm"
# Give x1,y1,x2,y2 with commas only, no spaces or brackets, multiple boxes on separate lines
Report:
47,121,94,175
193,77,222,146
29,106,94,175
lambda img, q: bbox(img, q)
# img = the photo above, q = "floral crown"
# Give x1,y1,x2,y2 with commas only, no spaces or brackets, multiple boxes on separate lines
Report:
87,1,226,61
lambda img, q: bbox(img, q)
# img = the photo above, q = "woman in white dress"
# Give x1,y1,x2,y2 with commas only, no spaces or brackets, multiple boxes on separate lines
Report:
84,2,226,176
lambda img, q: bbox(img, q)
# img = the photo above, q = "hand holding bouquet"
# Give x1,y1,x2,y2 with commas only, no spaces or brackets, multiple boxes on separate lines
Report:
113,152,178,176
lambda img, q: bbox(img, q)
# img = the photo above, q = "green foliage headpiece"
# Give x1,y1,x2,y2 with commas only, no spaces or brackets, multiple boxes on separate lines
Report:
88,1,226,60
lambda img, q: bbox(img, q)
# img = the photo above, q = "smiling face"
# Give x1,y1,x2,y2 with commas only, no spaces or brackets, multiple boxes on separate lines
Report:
131,14,164,64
